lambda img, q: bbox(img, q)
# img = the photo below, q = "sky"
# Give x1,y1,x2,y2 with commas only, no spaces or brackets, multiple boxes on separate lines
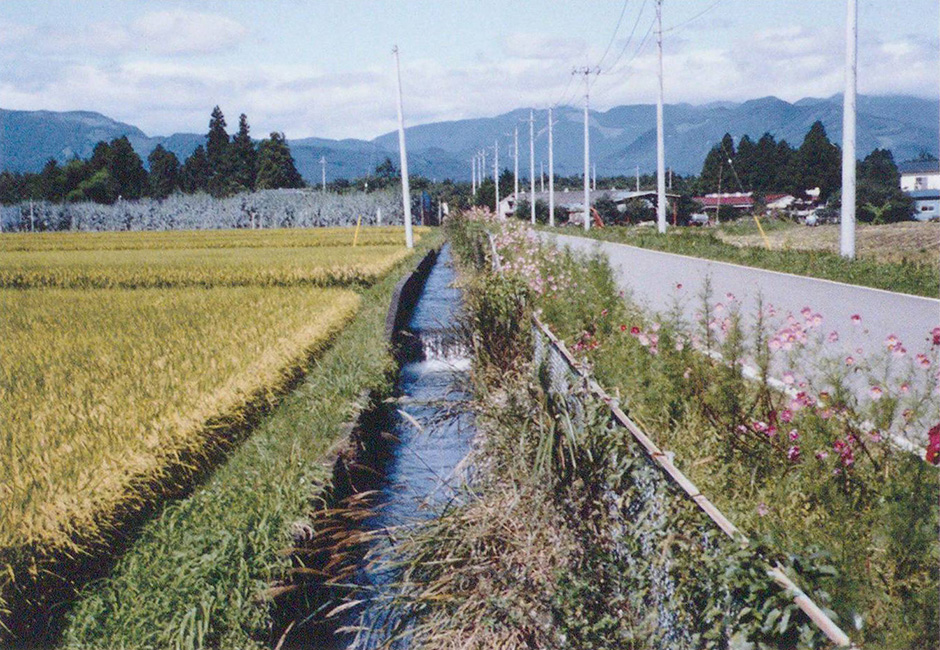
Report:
1,0,937,141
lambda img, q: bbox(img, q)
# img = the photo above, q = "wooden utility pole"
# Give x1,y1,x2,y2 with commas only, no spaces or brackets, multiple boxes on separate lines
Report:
393,45,413,248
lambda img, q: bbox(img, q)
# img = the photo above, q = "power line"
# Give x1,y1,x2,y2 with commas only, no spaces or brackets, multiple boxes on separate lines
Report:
602,0,651,75
664,0,725,33
595,0,632,70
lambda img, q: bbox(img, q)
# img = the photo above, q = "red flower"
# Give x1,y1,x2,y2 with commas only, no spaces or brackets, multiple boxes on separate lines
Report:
630,326,640,336
927,423,940,465
620,324,627,332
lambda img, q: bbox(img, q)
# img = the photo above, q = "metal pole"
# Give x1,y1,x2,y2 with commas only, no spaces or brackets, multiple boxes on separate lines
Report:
530,110,536,224
540,161,545,193
548,107,555,227
320,156,326,192
840,0,857,259
393,45,413,249
592,163,597,191
583,72,590,231
655,0,667,233
471,157,476,195
636,165,640,192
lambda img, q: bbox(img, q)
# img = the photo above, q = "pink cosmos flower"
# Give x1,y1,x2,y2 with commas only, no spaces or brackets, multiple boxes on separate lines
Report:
787,446,801,462
869,386,883,401
630,326,640,336
757,503,769,517
850,314,861,325
900,383,910,394
933,327,940,347
828,331,839,343
845,356,855,366
815,450,829,460
801,307,812,319
916,353,931,368
788,429,800,441
782,371,796,385
780,409,793,423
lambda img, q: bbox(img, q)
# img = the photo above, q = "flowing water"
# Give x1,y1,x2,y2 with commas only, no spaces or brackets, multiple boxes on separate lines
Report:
320,245,474,649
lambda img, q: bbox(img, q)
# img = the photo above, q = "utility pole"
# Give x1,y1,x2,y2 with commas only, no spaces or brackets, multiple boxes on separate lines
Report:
393,45,414,249
592,163,597,191
494,139,500,216
540,161,545,193
655,0,667,233
574,66,597,231
320,156,326,192
636,165,640,192
529,109,536,224
514,126,520,202
471,157,476,194
548,107,555,227
840,0,857,259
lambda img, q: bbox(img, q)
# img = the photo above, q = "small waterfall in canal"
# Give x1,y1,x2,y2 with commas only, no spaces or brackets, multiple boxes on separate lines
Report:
310,244,475,649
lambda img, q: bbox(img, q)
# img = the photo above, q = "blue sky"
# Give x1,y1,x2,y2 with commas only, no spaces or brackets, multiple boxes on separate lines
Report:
1,1,937,140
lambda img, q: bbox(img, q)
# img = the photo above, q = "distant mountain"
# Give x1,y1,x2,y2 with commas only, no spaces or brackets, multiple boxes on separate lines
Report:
2,95,937,183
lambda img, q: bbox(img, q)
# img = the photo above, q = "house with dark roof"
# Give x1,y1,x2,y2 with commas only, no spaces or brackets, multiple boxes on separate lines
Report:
898,160,940,192
898,160,940,221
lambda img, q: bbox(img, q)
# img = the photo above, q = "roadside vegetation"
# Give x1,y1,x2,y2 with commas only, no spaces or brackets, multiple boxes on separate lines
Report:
543,221,939,298
0,225,437,646
391,209,937,649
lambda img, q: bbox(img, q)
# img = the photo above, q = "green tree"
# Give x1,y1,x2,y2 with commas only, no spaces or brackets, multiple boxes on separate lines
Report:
39,158,66,202
108,136,147,200
793,121,841,199
206,106,235,197
68,167,119,204
63,158,93,199
375,157,396,180
734,135,757,190
255,132,304,190
147,145,180,200
698,133,736,194
230,113,257,192
181,145,210,193
856,148,913,223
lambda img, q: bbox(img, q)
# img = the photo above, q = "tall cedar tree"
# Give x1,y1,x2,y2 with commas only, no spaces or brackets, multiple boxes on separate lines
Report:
230,114,257,192
181,145,210,194
791,121,841,199
255,132,304,190
206,106,234,197
148,145,181,200
698,133,736,193
108,136,147,200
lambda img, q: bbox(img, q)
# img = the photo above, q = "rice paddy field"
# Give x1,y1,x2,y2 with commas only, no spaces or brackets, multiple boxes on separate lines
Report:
0,225,428,642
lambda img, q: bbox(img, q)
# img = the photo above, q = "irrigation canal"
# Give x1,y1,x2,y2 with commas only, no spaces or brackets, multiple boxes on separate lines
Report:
317,244,474,649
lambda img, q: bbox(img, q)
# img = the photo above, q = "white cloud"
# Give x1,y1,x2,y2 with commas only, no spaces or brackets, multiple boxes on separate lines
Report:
131,11,247,56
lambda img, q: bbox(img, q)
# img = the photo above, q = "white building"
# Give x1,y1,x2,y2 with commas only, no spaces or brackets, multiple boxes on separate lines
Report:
899,160,940,192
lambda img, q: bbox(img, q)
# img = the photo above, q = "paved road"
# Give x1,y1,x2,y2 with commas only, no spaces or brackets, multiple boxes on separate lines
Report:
545,232,940,443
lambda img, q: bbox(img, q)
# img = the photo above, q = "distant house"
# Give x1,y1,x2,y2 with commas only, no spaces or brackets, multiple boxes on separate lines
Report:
898,160,940,192
693,192,754,216
898,160,940,221
499,189,678,221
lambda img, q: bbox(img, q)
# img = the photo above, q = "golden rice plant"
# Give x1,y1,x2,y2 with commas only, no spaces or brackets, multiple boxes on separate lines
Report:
0,286,360,553
0,226,428,253
0,245,413,289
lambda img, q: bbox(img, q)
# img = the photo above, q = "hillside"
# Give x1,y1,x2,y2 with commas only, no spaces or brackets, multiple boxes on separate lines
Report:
2,94,937,183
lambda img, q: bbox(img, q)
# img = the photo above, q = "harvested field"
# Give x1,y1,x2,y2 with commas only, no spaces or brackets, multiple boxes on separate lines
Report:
716,221,940,265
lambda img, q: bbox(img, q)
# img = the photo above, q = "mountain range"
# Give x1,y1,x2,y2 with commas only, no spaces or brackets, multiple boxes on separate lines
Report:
1,94,937,183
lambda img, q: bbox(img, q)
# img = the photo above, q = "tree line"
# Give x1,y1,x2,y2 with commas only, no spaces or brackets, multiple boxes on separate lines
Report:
696,121,914,222
0,107,304,206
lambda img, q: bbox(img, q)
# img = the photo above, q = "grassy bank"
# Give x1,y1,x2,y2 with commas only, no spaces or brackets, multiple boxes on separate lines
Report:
59,231,440,649
542,223,939,298
447,212,936,649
